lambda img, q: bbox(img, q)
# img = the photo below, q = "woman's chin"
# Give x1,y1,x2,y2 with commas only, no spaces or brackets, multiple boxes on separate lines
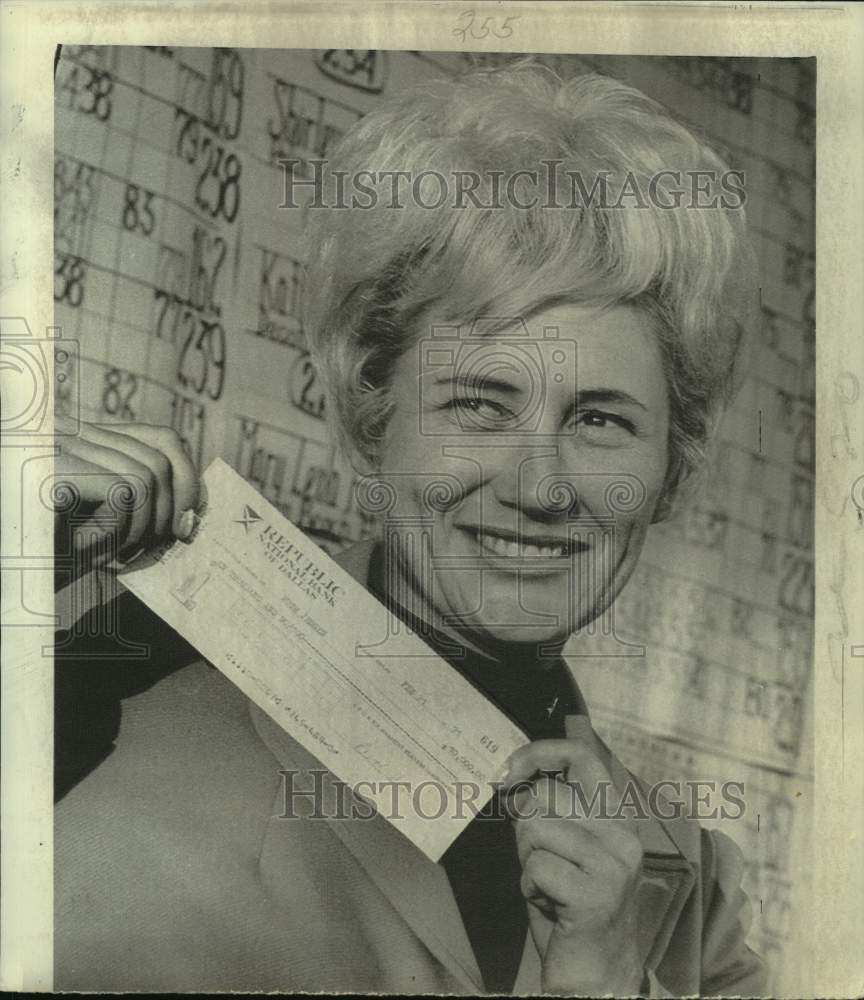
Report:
442,586,597,649
472,622,571,648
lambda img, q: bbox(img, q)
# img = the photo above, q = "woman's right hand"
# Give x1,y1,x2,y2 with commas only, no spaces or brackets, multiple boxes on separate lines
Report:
54,417,200,583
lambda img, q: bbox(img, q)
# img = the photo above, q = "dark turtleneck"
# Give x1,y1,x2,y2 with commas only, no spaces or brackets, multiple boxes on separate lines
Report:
365,543,583,993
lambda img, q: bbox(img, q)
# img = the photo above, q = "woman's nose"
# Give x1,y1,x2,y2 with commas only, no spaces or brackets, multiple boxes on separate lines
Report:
491,444,580,523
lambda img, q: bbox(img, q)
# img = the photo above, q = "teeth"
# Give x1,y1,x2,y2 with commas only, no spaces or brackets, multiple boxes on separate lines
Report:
475,531,570,558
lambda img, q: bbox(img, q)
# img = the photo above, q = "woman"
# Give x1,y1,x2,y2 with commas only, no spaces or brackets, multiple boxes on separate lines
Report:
55,65,765,996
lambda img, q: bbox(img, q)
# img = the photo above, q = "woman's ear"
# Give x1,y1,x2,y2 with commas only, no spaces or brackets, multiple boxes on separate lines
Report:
349,448,375,475
652,461,685,523
340,428,380,478
651,491,676,523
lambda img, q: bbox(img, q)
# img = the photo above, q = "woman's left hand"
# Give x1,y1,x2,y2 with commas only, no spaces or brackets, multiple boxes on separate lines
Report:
502,739,646,996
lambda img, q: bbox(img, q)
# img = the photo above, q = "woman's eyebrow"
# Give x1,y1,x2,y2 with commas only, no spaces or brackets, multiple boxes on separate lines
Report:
434,374,521,394
574,389,649,412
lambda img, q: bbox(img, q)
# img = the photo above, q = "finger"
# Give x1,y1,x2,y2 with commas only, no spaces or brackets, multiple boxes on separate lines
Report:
521,848,585,910
71,512,126,569
60,434,155,553
529,777,644,867
50,450,130,564
503,738,619,808
508,774,575,822
522,849,628,933
51,448,122,506
96,423,199,538
515,810,611,873
515,799,643,874
78,423,173,539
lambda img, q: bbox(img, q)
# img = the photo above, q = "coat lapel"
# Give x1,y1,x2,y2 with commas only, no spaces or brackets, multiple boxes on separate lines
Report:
249,702,484,992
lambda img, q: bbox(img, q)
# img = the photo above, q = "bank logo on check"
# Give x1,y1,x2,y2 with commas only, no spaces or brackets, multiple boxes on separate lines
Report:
234,504,263,532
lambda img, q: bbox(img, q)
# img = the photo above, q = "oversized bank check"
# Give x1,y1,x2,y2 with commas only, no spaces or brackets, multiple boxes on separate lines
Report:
120,458,529,861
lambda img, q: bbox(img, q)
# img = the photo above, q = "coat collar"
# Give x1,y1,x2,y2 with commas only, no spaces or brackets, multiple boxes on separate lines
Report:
248,538,699,988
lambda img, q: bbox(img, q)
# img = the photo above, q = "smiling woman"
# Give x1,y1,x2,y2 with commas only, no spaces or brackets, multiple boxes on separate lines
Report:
54,60,767,997
296,63,764,996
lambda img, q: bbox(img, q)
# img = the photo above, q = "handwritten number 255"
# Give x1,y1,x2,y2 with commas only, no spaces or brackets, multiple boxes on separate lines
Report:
453,11,520,41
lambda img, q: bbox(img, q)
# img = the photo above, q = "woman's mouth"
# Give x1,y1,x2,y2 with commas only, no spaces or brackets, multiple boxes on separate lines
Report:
462,525,588,560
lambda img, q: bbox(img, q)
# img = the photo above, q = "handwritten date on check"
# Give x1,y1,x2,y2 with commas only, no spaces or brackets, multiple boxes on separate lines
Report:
120,458,528,861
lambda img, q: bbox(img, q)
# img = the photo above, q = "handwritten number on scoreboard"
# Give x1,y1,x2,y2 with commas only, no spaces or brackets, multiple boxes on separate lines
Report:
175,112,243,222
122,183,156,236
55,157,96,253
102,368,139,421
302,465,341,508
290,353,327,419
205,48,245,139
188,228,227,316
170,393,207,469
177,318,227,401
54,252,85,307
58,61,114,122
195,138,242,222
315,50,386,93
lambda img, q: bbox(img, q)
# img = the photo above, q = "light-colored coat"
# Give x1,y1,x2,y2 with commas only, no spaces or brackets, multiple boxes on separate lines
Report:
55,541,767,995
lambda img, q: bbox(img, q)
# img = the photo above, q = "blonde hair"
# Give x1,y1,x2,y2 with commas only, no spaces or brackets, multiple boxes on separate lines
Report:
302,64,757,502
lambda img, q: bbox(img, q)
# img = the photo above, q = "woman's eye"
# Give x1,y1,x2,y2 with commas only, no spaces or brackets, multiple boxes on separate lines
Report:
575,410,635,437
582,411,612,427
445,396,512,422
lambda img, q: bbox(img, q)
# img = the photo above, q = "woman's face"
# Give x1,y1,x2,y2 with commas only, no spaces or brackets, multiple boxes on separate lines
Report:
375,302,670,648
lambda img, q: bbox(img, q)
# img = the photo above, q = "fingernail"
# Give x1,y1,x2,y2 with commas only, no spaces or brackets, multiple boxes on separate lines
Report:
176,508,198,542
